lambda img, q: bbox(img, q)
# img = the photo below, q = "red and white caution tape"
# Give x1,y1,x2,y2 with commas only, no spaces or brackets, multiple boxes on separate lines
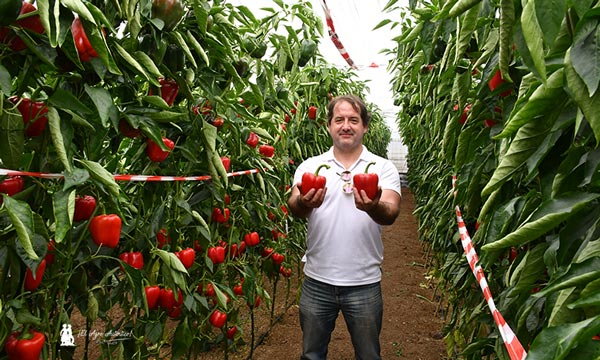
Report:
0,168,260,182
453,176,527,360
320,0,358,70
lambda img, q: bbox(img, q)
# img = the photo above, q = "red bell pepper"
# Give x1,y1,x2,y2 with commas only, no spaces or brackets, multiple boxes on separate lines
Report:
199,282,215,297
74,195,97,222
227,326,237,339
280,265,292,278
0,2,45,52
228,241,245,258
71,17,98,62
9,96,49,137
24,258,46,291
118,119,142,138
207,245,225,264
209,309,227,328
5,329,45,360
45,240,56,265
119,251,144,269
308,105,317,120
159,77,179,106
145,285,161,310
156,228,171,249
159,287,183,311
245,131,259,148
175,247,195,269
301,164,330,195
259,144,275,158
146,137,175,162
221,156,231,172
353,162,379,200
212,207,230,223
0,175,25,197
89,214,122,248
271,252,284,265
244,231,260,247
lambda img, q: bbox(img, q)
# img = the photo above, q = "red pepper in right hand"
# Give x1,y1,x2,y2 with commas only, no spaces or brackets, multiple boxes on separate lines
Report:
71,17,99,62
301,164,330,195
353,162,379,200
5,329,46,360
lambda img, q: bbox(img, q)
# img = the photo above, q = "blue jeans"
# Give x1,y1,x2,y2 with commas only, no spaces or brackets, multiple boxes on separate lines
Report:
299,276,383,360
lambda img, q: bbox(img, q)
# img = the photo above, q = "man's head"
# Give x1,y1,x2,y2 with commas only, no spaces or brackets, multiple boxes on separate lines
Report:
327,95,371,126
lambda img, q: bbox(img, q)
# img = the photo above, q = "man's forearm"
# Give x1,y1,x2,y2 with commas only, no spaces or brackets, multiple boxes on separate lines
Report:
366,200,400,225
287,193,312,218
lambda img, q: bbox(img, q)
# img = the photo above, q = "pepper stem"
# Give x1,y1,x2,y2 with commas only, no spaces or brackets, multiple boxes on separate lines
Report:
314,164,330,176
364,162,376,173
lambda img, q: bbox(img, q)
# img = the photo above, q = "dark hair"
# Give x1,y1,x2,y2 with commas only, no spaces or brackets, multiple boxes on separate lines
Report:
327,95,371,126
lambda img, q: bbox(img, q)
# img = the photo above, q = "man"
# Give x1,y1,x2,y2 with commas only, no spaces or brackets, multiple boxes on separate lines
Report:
287,94,402,359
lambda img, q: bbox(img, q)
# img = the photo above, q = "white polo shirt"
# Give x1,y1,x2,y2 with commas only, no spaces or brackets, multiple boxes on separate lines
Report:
293,146,401,286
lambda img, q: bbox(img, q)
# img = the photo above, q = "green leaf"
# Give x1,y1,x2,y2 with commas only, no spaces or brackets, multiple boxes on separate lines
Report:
112,42,152,83
565,49,600,145
3,197,39,260
133,51,162,81
79,160,120,200
522,0,546,82
61,0,96,23
84,85,119,128
448,0,481,18
499,0,515,81
172,31,197,69
186,30,209,66
526,314,600,360
570,17,600,96
48,107,71,172
481,192,600,252
535,0,567,50
454,1,480,63
172,320,193,359
496,69,566,139
53,190,74,243
47,88,94,116
0,109,24,170
0,65,11,94
538,257,600,296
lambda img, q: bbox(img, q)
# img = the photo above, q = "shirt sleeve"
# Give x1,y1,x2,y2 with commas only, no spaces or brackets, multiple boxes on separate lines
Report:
379,159,402,196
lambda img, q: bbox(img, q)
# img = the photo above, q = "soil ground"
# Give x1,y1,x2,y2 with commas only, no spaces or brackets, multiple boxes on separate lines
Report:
72,187,448,359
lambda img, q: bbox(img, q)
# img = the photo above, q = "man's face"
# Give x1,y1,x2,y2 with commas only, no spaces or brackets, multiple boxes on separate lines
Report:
327,100,368,151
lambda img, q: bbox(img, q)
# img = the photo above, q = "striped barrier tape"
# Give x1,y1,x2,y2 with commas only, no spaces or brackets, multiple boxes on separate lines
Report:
0,168,260,182
320,0,359,70
453,176,527,360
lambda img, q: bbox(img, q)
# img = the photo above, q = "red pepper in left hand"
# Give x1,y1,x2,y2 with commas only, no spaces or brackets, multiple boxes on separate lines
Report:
301,164,330,195
71,17,98,62
353,162,379,200
259,144,275,158
119,251,144,269
5,329,46,360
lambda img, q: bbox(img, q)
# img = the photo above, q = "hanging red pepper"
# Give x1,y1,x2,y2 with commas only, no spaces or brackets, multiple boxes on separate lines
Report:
45,240,57,265
244,231,260,247
220,156,231,172
89,214,122,248
71,17,98,62
245,131,259,148
207,245,225,264
24,258,46,291
0,2,45,52
158,77,179,106
209,309,227,328
146,137,175,162
211,207,230,223
118,119,142,138
301,164,330,195
156,228,171,249
259,144,275,158
5,329,46,360
145,285,161,310
307,105,318,120
0,175,24,198
74,195,97,222
119,251,144,269
353,162,379,200
175,247,195,269
9,96,49,137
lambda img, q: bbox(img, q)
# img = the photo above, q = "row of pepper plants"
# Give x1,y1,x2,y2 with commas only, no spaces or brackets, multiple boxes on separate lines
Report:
0,0,392,359
383,0,600,358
